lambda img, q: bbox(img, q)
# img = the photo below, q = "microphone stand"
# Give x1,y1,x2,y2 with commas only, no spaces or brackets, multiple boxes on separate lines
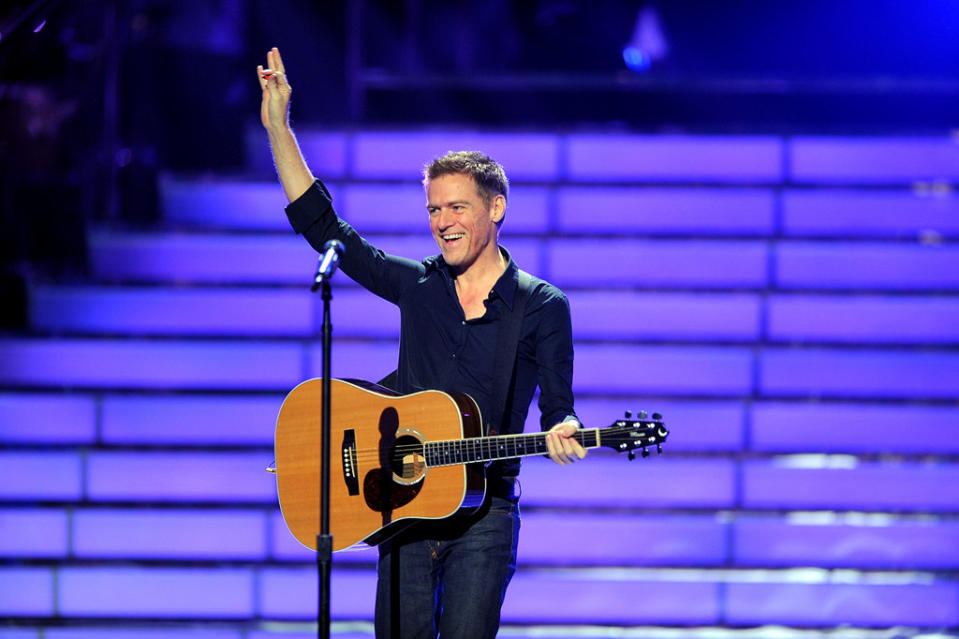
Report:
308,240,342,639
313,275,334,639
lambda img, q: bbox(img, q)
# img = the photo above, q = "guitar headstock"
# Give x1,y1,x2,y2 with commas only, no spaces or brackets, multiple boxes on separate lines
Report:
601,410,668,460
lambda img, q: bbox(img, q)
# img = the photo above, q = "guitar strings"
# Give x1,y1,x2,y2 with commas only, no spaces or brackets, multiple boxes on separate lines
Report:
330,425,662,464
340,425,657,456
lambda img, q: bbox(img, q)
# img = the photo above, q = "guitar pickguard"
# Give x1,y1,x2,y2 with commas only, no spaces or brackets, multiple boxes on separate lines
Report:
363,409,426,515
363,467,423,513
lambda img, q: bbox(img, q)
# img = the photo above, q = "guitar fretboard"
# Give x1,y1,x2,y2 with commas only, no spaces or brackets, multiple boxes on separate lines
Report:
424,430,600,467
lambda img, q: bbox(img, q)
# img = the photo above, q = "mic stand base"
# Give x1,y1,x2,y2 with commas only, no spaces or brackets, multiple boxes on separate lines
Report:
317,533,333,639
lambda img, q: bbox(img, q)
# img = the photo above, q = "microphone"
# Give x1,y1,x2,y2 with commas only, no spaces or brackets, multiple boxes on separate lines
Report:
311,239,345,291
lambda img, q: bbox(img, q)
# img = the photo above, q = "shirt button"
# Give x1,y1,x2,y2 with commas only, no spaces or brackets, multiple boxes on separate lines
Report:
461,321,466,325
451,353,457,359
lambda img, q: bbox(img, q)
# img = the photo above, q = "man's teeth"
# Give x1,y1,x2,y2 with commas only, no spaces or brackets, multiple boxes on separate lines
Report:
443,233,465,241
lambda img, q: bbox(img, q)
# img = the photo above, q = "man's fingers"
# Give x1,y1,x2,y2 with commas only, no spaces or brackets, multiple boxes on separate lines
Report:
546,425,587,465
260,48,288,93
571,439,587,459
560,436,580,462
259,69,288,90
266,47,286,75
547,432,573,465
545,433,559,464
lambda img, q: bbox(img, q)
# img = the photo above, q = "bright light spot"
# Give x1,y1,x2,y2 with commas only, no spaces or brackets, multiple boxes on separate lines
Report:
786,511,897,527
34,19,47,33
622,6,668,72
776,454,858,469
622,46,650,72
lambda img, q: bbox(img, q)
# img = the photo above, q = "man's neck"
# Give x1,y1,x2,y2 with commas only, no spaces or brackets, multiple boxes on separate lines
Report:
452,245,508,290
452,246,508,321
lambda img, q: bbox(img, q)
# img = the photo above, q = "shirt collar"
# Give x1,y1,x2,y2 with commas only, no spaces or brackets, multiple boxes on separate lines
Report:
425,246,520,309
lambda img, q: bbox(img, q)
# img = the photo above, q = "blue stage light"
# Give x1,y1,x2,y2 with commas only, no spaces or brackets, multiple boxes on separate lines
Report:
622,6,668,73
622,46,651,72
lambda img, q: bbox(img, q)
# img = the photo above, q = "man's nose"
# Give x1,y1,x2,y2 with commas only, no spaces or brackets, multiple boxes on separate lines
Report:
437,208,455,228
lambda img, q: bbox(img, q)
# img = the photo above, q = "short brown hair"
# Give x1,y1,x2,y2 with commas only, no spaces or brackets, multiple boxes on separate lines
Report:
423,150,509,207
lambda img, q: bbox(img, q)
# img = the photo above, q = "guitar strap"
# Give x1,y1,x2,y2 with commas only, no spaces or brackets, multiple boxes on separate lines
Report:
488,269,532,436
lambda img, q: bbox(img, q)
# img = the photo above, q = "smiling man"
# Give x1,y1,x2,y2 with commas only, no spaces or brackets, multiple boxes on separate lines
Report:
426,158,508,319
259,47,585,639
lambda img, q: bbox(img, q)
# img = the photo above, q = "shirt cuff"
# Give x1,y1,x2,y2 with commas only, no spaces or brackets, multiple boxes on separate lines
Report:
285,179,334,235
545,414,580,430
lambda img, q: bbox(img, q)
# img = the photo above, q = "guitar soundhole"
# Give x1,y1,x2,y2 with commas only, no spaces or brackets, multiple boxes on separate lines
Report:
363,430,426,514
390,434,426,486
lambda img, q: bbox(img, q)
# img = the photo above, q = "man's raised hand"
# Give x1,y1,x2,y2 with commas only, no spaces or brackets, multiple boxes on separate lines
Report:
257,47,291,131
255,46,314,202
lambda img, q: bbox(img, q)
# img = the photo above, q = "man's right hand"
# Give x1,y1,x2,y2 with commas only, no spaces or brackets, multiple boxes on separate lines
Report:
257,47,292,132
255,46,314,202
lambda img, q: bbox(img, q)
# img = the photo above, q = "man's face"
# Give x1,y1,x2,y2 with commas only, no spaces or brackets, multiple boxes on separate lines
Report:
426,173,503,273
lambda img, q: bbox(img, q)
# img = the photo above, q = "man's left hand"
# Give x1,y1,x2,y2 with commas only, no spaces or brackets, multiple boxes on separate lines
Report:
545,420,587,466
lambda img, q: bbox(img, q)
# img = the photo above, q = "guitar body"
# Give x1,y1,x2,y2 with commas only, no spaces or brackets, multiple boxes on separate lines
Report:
274,378,486,551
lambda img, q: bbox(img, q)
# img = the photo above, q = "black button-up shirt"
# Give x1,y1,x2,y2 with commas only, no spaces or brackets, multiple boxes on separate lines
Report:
286,180,577,477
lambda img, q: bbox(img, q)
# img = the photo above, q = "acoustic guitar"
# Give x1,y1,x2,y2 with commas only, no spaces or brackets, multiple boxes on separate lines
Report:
274,378,668,551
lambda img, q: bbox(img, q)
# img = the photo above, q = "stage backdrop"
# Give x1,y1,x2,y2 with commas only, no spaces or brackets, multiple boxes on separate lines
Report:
2,128,959,637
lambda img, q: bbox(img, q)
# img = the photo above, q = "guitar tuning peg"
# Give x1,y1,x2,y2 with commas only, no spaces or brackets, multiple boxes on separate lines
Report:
627,450,635,461
624,410,631,419
652,412,662,421
638,410,648,419
641,447,650,458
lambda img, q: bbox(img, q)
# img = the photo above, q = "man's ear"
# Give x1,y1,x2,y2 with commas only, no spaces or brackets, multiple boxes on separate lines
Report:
490,194,506,225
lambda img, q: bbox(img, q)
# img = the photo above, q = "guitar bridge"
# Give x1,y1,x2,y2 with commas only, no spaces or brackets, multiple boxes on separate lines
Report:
342,429,359,496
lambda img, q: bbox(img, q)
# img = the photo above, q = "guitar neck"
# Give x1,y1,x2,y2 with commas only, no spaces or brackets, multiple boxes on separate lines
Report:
424,429,601,467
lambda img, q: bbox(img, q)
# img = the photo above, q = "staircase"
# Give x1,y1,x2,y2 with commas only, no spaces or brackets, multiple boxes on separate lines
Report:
2,126,959,637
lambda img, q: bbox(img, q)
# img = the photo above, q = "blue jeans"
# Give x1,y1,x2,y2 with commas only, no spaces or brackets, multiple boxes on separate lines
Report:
374,496,521,638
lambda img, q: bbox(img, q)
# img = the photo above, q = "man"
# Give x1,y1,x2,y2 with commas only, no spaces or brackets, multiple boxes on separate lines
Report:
258,47,585,638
